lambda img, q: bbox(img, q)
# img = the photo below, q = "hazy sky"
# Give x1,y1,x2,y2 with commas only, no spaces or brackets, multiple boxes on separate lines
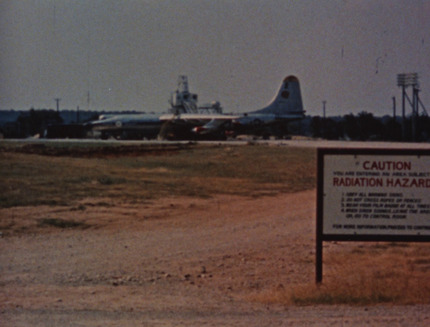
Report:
1,0,429,116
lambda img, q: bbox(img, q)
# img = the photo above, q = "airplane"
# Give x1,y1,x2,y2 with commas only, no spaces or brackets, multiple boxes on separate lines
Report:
85,75,221,140
86,113,162,140
86,75,305,140
159,75,305,140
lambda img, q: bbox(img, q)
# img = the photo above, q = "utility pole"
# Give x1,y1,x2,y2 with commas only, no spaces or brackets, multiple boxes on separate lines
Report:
401,84,406,140
87,91,91,111
322,101,327,119
322,101,327,139
55,98,61,113
392,96,396,118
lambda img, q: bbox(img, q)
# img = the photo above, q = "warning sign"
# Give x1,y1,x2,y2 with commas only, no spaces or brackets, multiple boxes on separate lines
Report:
318,148,430,238
315,148,430,283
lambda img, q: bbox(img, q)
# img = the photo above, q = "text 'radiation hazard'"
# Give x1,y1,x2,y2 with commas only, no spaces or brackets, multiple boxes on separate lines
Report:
332,160,430,188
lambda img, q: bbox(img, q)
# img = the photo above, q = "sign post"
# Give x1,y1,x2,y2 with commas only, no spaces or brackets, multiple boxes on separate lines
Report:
316,148,430,283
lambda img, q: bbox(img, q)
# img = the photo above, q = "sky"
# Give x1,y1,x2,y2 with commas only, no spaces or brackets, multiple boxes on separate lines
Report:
1,0,429,117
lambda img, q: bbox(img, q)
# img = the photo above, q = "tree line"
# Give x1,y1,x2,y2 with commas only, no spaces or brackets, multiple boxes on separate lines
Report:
1,109,429,142
309,112,430,142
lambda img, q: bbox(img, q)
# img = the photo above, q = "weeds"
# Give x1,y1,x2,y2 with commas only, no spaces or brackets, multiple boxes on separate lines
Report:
0,143,316,208
251,242,430,305
38,218,88,229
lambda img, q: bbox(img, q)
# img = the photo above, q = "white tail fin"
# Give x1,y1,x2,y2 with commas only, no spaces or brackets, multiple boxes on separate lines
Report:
254,75,304,117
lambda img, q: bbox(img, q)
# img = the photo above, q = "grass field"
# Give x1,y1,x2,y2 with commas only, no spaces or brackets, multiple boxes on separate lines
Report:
0,142,316,208
1,141,429,306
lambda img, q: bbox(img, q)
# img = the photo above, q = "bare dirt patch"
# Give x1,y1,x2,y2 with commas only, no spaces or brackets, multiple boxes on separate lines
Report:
1,190,430,326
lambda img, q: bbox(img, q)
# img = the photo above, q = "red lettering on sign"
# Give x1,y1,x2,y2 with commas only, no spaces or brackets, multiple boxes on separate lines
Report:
363,161,411,171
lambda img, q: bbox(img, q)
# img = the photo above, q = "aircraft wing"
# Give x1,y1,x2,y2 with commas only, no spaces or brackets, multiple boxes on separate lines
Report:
87,114,161,126
159,113,240,121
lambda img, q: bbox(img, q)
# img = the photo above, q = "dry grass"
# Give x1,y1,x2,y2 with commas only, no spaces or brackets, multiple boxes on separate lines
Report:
0,142,316,208
251,242,430,305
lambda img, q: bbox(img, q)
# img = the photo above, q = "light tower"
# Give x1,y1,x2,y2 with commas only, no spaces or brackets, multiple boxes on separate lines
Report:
396,73,427,141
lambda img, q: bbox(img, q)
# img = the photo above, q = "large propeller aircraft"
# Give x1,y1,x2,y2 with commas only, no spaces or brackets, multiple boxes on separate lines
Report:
86,75,305,140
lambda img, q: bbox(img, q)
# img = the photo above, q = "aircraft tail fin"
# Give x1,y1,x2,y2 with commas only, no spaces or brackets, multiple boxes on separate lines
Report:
253,75,304,117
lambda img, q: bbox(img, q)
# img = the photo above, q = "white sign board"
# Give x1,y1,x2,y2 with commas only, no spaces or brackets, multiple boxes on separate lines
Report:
319,149,430,237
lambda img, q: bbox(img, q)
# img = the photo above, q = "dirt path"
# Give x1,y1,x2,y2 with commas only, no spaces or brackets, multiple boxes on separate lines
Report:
1,190,429,326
